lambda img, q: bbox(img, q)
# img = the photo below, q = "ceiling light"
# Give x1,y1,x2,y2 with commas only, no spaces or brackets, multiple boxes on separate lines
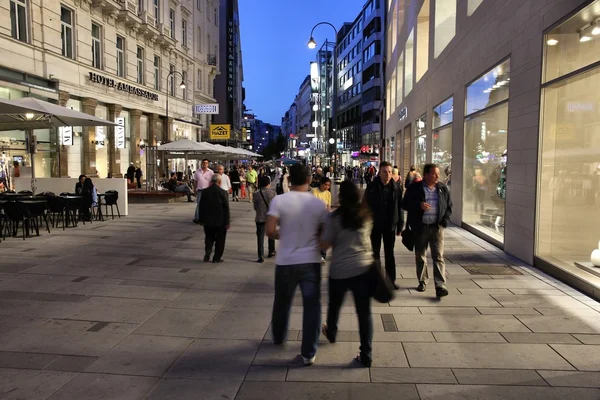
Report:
579,31,592,42
593,24,600,35
25,113,34,120
546,38,559,46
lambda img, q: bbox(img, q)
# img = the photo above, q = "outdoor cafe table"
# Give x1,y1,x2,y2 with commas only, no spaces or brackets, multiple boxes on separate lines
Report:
60,195,83,227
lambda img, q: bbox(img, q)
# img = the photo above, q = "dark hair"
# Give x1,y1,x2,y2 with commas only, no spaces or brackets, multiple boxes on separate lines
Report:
410,165,416,172
202,158,209,163
380,161,392,169
423,163,438,175
170,172,176,178
259,176,271,188
289,164,310,186
336,180,369,230
320,177,331,186
78,174,86,181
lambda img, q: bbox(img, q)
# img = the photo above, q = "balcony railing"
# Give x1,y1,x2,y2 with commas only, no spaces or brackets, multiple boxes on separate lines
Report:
207,54,217,66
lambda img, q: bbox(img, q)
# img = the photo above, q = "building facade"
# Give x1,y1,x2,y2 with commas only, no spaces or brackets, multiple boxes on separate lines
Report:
384,0,600,298
335,0,385,167
212,0,244,146
0,0,220,181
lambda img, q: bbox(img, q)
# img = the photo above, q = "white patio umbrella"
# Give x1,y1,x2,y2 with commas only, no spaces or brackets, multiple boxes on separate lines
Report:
0,97,118,131
157,139,217,152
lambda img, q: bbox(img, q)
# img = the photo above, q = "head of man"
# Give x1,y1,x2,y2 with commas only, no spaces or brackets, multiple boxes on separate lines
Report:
319,177,331,192
289,164,311,189
379,161,393,185
248,165,253,171
211,173,222,187
217,165,225,175
316,167,323,174
259,176,271,189
201,159,209,171
423,163,440,187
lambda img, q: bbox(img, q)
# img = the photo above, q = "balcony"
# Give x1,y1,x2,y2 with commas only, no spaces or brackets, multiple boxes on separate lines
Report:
138,12,159,38
207,54,217,66
116,0,141,26
157,23,176,48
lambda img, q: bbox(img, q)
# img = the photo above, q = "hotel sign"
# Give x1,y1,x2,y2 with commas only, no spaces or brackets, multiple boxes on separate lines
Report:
227,20,237,102
115,117,125,149
88,72,159,101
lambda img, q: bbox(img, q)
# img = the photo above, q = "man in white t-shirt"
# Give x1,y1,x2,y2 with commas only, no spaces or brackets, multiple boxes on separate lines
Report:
217,165,231,197
266,163,328,366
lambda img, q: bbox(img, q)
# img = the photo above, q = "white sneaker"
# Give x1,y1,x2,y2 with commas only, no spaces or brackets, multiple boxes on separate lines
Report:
302,355,316,366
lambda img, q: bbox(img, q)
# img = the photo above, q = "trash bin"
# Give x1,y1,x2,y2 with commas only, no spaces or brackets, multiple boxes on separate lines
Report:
331,177,343,208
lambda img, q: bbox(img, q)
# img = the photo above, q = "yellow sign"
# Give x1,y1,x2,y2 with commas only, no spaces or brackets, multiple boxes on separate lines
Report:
210,124,231,140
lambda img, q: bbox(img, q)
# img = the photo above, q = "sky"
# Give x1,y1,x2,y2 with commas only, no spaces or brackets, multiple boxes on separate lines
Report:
238,0,368,125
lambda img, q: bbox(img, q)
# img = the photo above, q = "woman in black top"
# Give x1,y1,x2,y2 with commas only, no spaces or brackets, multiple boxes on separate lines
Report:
229,165,241,202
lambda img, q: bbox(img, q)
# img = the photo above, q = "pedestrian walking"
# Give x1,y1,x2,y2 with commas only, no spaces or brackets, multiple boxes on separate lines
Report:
405,165,418,189
230,165,241,202
193,159,214,224
218,165,232,199
363,161,404,289
402,163,452,297
199,174,230,263
320,180,374,367
312,176,332,262
135,166,143,188
246,165,258,202
253,176,276,263
266,163,328,366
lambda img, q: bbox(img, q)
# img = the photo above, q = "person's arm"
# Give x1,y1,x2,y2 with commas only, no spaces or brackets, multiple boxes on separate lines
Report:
223,190,230,229
402,184,413,212
396,185,404,234
441,188,453,227
266,215,279,240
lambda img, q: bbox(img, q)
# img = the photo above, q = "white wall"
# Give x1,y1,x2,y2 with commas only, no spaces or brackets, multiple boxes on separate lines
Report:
14,178,129,216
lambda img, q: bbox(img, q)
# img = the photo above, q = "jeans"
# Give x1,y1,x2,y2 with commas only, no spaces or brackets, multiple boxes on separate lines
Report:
256,222,275,259
370,226,397,282
326,273,373,363
194,189,204,221
175,184,192,201
232,183,240,199
204,225,227,262
272,263,321,359
415,224,447,289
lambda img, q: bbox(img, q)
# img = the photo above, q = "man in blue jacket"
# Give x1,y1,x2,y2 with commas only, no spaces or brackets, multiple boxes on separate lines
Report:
402,163,452,298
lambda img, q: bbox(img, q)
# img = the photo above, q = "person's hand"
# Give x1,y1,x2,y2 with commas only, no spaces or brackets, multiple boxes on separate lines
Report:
225,225,230,231
420,202,431,211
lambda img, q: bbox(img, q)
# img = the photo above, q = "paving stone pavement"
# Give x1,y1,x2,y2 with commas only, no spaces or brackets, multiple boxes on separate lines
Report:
0,201,599,399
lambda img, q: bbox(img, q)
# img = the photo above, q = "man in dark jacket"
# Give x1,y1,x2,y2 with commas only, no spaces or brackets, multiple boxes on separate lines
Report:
402,163,452,298
363,161,404,289
199,174,231,263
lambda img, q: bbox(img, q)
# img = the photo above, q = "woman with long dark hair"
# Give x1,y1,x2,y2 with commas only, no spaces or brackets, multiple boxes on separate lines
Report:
230,165,241,202
320,180,374,367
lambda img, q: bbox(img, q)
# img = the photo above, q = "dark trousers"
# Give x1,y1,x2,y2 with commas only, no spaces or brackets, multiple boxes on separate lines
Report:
272,263,321,359
370,226,397,282
256,222,275,259
136,177,141,188
327,273,373,363
204,225,227,261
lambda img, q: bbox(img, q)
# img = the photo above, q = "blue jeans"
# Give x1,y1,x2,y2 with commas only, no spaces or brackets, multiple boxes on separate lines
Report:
272,263,321,359
194,189,203,221
175,184,192,201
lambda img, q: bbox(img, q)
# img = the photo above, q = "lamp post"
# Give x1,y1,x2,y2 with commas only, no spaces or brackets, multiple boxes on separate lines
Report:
164,70,186,143
308,21,338,177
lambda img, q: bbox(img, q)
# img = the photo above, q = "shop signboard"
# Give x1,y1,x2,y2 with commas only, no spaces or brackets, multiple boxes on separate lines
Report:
194,104,219,114
59,126,73,146
210,124,231,140
115,117,125,149
310,62,319,94
88,72,159,101
95,126,105,148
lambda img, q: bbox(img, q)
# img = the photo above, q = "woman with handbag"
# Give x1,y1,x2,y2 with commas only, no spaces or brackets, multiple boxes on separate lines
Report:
320,180,374,367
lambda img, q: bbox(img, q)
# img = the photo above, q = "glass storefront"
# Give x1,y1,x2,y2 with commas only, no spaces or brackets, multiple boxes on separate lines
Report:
463,59,510,243
433,97,453,188
95,104,108,179
415,114,426,173
66,99,82,178
537,0,600,269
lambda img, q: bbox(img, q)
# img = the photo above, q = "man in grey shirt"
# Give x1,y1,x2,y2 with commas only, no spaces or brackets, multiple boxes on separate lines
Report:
253,176,276,263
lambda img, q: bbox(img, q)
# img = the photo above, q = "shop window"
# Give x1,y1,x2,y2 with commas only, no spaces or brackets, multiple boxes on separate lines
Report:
10,0,28,43
137,46,145,84
463,59,510,243
415,114,427,173
416,0,429,82
116,36,125,77
396,50,404,107
543,1,600,83
91,23,102,69
434,0,456,58
404,29,414,96
61,6,74,59
153,55,160,90
466,58,510,115
433,97,453,188
390,71,396,114
467,0,483,16
537,0,600,271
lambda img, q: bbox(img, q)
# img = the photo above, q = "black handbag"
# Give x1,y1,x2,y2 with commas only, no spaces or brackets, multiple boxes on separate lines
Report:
368,259,395,303
401,228,415,251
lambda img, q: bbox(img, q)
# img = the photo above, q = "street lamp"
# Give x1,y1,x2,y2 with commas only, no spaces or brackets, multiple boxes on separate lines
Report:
165,70,186,143
308,21,338,176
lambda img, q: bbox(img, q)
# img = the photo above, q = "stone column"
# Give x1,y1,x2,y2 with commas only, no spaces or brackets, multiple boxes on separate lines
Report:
147,113,160,145
107,104,123,177
129,109,143,168
81,98,98,177
56,91,70,177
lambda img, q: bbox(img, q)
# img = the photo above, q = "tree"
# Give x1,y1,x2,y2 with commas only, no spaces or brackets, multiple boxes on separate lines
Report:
261,134,287,160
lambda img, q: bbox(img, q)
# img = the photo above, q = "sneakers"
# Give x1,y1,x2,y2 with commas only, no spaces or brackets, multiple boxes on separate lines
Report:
416,283,426,292
256,258,264,263
302,355,316,366
436,287,449,298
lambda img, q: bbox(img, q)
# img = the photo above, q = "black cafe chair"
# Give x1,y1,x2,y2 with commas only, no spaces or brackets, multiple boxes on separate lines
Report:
3,201,30,240
47,196,66,230
104,190,121,219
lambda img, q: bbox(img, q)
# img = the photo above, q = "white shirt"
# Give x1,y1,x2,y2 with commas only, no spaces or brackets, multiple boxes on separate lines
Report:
274,167,282,182
220,173,231,192
267,191,328,266
194,168,214,191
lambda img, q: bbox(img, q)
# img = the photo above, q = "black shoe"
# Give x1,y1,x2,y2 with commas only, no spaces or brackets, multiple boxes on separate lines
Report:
203,255,210,262
417,283,426,292
187,199,194,202
393,283,400,290
257,258,264,263
436,287,449,298
267,252,276,258
213,259,224,263
193,219,200,224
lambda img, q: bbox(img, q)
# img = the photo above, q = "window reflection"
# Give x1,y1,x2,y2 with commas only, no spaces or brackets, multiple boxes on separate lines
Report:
465,59,510,115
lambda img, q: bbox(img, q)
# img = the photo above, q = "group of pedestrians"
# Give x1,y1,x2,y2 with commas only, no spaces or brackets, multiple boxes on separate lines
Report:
190,159,452,366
